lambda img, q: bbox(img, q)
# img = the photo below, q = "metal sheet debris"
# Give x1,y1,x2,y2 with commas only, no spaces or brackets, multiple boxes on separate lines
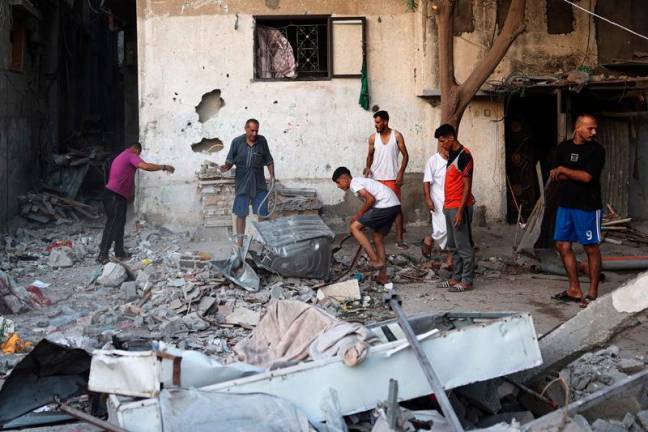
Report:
252,215,335,279
109,312,542,429
88,350,161,398
211,237,260,292
0,339,91,426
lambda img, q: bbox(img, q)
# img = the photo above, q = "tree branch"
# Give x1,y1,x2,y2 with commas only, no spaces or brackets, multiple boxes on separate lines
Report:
434,0,460,124
457,0,526,112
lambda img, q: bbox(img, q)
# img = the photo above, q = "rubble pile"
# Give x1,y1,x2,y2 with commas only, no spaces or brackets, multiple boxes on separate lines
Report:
17,192,99,224
602,205,648,246
561,346,646,401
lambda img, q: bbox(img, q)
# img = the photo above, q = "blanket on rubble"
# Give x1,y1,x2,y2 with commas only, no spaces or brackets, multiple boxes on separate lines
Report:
234,300,379,369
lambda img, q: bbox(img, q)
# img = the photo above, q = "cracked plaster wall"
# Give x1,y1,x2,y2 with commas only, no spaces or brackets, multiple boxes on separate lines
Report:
135,0,596,231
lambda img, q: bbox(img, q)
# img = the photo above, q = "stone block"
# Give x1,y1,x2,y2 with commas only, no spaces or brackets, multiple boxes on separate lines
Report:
97,263,127,287
120,281,139,301
48,247,74,268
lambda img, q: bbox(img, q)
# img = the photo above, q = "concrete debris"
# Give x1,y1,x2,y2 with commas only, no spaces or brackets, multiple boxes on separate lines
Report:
225,307,260,327
97,263,128,287
516,271,648,384
455,380,503,414
18,192,99,224
560,346,646,401
618,359,646,375
120,281,139,301
47,247,74,268
316,279,361,302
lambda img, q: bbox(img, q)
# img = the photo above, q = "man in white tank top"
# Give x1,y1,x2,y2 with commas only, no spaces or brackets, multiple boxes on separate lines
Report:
363,111,409,249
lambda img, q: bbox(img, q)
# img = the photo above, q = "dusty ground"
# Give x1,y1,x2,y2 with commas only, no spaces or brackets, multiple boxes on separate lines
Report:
377,222,648,354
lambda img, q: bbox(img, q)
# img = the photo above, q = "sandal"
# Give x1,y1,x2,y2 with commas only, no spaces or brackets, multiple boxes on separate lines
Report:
397,242,409,250
448,283,473,292
437,279,457,288
586,294,597,301
552,290,586,307
96,255,109,265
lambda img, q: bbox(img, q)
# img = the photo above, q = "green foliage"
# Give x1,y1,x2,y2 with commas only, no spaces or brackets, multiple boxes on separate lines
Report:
407,0,418,12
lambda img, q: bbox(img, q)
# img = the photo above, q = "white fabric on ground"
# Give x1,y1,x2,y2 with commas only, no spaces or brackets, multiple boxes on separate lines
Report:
423,152,448,249
234,300,378,369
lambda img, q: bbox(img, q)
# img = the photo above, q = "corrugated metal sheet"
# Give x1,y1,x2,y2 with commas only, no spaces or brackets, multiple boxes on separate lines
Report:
599,117,631,215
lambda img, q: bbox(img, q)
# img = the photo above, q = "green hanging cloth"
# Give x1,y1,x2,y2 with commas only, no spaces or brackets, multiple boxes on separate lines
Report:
359,57,370,110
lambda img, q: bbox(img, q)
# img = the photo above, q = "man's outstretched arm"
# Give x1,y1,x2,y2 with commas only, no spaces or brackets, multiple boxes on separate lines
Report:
138,161,175,173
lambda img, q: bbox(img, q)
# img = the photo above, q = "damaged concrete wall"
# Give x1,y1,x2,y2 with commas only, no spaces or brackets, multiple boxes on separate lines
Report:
452,0,598,83
136,1,434,230
135,0,596,230
0,3,46,232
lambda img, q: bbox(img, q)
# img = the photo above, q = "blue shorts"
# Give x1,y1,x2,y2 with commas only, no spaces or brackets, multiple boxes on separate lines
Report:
233,192,269,218
554,207,602,245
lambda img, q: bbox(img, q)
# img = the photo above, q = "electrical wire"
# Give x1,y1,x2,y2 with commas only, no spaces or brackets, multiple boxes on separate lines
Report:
257,177,278,218
562,0,648,42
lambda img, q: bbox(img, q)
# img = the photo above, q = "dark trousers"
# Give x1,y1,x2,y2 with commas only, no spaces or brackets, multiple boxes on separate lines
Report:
444,206,475,284
99,189,128,257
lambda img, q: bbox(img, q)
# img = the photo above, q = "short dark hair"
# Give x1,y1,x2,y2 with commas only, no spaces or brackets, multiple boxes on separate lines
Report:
434,123,456,139
130,142,142,151
332,166,351,182
373,110,389,121
245,118,259,127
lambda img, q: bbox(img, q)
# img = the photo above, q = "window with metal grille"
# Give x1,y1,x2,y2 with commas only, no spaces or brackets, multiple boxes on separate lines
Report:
254,16,366,81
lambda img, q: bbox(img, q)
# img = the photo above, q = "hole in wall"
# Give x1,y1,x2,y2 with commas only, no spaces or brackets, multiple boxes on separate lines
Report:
191,137,224,154
195,89,225,123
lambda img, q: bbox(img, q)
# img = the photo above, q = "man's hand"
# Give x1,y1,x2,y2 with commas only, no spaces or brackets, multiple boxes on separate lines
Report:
164,165,175,174
425,197,434,211
219,164,230,173
550,166,563,181
362,167,372,177
453,209,463,227
396,174,404,187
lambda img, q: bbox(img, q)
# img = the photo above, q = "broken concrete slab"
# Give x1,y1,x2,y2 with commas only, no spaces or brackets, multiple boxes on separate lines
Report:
455,380,502,414
637,410,648,430
316,279,361,302
515,271,648,384
48,247,74,268
225,307,260,327
120,282,139,301
523,370,648,431
97,263,128,287
617,358,645,374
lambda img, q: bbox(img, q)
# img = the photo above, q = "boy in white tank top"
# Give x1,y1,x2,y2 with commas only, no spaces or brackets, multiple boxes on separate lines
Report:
363,111,409,249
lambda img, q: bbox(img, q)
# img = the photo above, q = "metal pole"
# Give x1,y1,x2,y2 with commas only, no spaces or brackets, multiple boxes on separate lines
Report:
56,398,129,432
384,291,464,432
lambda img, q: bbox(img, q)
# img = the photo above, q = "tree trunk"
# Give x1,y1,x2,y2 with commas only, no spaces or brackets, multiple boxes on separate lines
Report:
434,0,527,130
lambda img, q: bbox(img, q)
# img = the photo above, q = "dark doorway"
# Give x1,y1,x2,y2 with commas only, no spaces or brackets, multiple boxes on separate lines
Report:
505,94,557,224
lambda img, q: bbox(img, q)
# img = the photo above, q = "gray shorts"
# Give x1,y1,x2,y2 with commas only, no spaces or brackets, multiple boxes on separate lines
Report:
358,205,401,235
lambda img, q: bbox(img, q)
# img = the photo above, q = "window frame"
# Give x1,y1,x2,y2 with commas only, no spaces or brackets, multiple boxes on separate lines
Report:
252,15,367,82
329,16,367,79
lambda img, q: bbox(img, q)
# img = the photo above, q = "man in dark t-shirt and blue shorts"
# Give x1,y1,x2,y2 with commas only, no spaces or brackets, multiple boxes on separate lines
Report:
550,114,605,307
